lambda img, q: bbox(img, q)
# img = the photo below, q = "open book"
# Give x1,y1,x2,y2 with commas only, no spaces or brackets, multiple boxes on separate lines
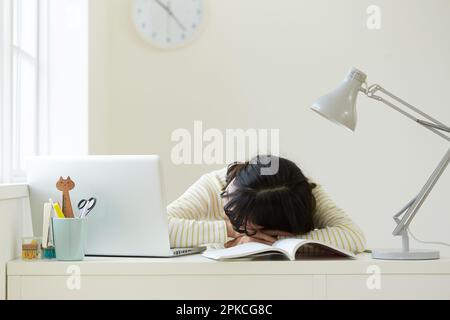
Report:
202,238,356,261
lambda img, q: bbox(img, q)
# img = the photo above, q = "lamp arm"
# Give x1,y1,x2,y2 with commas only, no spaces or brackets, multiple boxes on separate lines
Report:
391,147,450,236
417,120,450,133
370,85,448,127
364,84,450,142
360,84,450,236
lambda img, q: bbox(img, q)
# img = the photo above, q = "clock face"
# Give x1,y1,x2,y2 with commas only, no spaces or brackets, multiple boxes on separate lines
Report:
133,0,204,48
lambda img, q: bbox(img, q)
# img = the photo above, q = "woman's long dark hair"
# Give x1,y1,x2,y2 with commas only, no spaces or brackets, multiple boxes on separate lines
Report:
222,155,317,236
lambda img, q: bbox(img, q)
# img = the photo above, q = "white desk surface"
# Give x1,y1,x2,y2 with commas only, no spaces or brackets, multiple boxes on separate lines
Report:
8,254,450,300
8,253,450,276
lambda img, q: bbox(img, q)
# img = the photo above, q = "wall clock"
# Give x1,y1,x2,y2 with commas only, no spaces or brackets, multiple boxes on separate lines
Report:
132,0,204,48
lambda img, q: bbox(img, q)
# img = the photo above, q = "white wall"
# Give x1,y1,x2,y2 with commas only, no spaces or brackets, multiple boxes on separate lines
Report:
89,0,450,255
47,0,88,155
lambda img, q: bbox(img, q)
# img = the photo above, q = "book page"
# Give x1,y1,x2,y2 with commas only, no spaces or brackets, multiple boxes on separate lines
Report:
300,241,356,258
273,238,356,259
272,238,308,259
203,238,356,260
202,242,283,260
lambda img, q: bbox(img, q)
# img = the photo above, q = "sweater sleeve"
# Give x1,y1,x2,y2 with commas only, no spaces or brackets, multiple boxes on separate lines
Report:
167,170,228,248
298,184,367,254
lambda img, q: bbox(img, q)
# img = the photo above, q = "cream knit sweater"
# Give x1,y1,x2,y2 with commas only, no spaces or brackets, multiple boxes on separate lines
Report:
167,167,366,254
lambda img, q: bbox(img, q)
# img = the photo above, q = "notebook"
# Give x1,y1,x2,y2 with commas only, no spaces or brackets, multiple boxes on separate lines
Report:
202,238,356,261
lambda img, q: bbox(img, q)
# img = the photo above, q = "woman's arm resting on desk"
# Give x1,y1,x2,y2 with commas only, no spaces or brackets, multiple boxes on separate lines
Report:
168,217,227,248
291,184,367,254
167,173,227,248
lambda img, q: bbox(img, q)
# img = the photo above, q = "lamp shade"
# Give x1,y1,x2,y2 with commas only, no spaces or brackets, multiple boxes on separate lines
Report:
311,68,367,131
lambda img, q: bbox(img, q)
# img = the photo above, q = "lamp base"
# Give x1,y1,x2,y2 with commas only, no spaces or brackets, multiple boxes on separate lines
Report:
372,249,440,260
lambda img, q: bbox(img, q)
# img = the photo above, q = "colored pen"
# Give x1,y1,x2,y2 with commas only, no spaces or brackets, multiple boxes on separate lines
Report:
49,198,65,218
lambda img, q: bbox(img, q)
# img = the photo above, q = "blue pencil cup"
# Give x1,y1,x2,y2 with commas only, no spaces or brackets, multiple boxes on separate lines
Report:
52,218,88,261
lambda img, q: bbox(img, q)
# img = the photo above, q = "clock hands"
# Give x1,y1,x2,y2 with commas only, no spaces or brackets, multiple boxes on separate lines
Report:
154,0,186,32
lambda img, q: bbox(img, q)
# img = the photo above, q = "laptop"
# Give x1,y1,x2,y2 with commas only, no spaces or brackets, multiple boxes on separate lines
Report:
27,155,205,257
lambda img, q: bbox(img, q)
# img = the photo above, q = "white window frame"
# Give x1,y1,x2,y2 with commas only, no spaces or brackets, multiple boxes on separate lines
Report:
0,0,13,183
1,0,49,183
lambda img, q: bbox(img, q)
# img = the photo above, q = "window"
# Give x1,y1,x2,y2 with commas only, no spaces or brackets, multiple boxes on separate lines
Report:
12,0,41,178
0,0,88,184
1,0,14,183
1,0,43,182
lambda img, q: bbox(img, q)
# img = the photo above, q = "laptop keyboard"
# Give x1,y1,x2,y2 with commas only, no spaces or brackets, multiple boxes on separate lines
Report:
173,248,192,255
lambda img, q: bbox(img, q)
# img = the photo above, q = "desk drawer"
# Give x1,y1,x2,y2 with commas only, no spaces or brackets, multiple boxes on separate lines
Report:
326,274,450,299
8,275,315,300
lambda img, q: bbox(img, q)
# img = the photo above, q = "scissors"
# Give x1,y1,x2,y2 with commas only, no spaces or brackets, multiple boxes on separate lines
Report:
77,197,97,218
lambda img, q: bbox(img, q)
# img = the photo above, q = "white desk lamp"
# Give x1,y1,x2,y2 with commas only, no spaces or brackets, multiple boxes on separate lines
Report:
311,68,450,260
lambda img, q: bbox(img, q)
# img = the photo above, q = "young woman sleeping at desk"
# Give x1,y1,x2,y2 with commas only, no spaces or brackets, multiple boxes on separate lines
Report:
167,155,366,254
